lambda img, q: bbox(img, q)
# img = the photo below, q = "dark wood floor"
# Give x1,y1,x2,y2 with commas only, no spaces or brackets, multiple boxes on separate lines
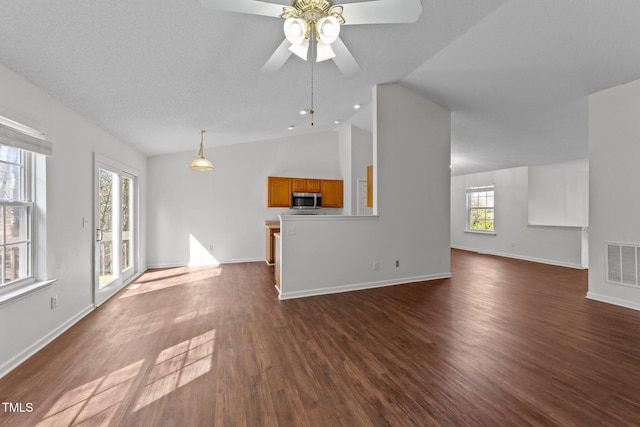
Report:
2,249,640,426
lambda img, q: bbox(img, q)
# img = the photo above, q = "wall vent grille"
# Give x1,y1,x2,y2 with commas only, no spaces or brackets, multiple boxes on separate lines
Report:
606,243,640,286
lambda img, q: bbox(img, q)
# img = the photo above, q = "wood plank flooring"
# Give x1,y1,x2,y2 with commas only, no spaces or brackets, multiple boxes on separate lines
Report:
2,249,640,426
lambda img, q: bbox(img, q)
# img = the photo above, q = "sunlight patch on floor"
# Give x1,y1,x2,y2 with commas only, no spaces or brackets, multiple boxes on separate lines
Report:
119,266,221,299
36,360,144,427
133,329,216,411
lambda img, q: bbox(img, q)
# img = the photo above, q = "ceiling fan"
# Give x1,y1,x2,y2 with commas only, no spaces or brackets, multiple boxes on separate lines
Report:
198,0,423,77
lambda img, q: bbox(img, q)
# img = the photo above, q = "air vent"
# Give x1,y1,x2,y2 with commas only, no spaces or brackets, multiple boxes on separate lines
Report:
606,243,640,286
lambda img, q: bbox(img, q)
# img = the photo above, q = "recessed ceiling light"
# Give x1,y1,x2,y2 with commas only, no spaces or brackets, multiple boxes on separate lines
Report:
288,125,295,130
299,110,307,115
334,120,341,124
353,104,361,110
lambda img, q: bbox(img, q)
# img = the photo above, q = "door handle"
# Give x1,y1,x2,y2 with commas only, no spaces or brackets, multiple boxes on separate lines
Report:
96,228,103,241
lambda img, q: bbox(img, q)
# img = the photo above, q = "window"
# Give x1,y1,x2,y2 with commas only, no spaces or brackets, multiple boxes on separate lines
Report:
0,146,33,285
466,185,495,232
0,116,52,299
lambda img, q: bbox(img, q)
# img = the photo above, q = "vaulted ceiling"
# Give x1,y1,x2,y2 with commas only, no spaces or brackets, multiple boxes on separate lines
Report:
1,1,640,175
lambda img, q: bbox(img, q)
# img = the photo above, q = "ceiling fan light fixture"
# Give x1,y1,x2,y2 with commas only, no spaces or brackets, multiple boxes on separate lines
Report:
317,16,340,44
316,40,336,62
288,38,309,60
284,18,308,45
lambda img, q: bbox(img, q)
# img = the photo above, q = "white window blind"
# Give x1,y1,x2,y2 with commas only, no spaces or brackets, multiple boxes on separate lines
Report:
0,116,52,156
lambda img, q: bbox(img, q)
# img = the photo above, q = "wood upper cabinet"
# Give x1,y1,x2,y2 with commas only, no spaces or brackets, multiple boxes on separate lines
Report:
292,178,321,193
321,179,344,208
267,177,292,207
268,176,342,208
306,179,321,193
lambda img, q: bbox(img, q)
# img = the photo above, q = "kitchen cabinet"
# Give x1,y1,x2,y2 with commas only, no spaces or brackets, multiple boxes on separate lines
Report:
267,177,292,207
267,176,342,208
265,221,280,264
292,178,321,193
321,179,344,208
306,179,321,192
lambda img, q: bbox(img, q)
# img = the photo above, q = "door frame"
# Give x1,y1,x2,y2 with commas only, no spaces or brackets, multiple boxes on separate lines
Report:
93,153,140,306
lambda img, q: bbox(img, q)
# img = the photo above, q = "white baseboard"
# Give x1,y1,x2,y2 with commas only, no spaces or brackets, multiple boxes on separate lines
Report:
146,258,264,270
0,304,94,379
451,245,586,269
279,273,452,300
586,292,640,312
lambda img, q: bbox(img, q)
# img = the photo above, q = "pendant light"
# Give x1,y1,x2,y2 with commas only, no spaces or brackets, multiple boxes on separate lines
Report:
190,130,213,171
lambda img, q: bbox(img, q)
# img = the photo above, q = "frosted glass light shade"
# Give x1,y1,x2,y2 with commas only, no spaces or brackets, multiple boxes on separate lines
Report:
316,41,336,62
284,18,307,45
190,156,213,171
317,16,340,44
288,38,310,60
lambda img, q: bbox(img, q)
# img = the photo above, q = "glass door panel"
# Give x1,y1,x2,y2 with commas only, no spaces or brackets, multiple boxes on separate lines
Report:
95,156,138,306
98,168,119,289
121,174,134,281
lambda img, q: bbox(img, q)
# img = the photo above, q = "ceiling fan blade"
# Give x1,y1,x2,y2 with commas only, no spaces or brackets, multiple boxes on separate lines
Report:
198,0,284,17
331,37,361,77
341,0,422,25
261,39,293,73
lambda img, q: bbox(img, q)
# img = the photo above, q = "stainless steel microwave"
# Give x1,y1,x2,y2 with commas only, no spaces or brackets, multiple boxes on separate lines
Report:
292,192,322,209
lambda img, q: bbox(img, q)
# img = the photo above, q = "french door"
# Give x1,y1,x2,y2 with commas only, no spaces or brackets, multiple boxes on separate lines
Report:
94,156,138,306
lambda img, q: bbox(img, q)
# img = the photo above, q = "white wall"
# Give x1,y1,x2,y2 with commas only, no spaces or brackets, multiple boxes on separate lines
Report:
146,131,342,267
588,78,640,310
528,159,589,227
338,125,373,215
351,126,373,215
0,63,147,376
451,166,584,268
279,84,451,299
338,126,352,214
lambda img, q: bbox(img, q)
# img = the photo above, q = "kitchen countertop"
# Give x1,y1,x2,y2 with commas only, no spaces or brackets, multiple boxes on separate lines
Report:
265,219,280,229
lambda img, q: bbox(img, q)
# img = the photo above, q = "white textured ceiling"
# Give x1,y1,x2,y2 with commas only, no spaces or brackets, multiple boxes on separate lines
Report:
1,1,640,175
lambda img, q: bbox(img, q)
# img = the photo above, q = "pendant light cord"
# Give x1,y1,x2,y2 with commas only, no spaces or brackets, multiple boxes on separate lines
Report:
199,130,205,158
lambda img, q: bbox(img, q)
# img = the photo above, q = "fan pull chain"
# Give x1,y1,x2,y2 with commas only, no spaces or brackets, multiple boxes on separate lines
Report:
310,32,315,126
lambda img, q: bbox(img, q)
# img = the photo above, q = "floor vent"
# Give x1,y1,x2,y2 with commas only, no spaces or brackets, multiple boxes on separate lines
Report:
606,243,640,286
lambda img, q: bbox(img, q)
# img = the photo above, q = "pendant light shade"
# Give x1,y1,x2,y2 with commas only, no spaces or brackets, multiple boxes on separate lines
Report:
190,130,213,171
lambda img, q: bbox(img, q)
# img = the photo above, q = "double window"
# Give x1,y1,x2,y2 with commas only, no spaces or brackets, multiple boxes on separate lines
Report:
466,185,495,232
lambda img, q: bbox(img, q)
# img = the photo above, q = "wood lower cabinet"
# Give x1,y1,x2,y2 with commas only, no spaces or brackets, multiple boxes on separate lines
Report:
321,179,344,208
267,177,292,207
274,233,281,290
265,222,280,264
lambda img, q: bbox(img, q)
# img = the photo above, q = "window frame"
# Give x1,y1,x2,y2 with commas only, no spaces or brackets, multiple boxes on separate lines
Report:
0,147,34,287
465,185,496,234
0,117,54,306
